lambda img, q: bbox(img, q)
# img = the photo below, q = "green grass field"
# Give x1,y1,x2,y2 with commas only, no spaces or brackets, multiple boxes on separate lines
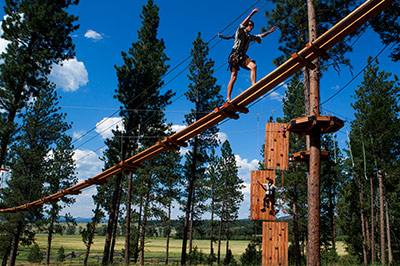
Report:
17,234,250,265
16,233,348,265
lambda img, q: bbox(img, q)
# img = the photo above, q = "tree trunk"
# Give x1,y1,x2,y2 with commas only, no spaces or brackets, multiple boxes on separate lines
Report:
165,202,172,265
133,196,143,264
102,173,123,265
378,171,385,265
328,186,336,251
225,217,230,262
189,189,195,253
84,204,101,266
307,1,321,265
217,202,225,265
385,198,392,264
125,171,134,265
293,194,301,266
357,176,368,265
139,187,151,266
370,176,375,264
0,99,19,168
46,209,56,265
210,192,215,265
8,221,23,266
2,240,11,266
181,137,198,265
110,199,121,264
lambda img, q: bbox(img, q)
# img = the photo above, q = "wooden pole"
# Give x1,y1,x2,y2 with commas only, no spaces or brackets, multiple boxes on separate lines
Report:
307,1,321,265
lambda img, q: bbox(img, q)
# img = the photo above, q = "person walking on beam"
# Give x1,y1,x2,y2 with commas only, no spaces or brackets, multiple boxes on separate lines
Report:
226,8,276,102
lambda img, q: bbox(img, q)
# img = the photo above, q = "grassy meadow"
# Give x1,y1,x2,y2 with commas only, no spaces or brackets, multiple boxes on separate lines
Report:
17,233,250,265
14,232,348,265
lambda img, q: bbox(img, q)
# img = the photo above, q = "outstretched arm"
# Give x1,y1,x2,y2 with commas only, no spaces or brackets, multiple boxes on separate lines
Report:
260,26,277,38
241,8,258,26
257,180,267,191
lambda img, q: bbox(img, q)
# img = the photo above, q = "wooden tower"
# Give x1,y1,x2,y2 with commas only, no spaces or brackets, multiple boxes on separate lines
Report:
251,123,289,266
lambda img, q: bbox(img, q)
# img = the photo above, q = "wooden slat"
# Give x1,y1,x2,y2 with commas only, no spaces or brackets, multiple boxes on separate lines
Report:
263,222,288,266
251,170,275,221
265,123,289,170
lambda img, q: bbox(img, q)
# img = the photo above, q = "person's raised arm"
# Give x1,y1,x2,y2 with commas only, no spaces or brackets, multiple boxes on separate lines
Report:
241,8,258,26
260,25,277,38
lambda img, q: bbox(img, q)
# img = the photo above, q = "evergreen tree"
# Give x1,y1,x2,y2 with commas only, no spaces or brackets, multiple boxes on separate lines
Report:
370,1,400,61
98,129,125,265
206,148,220,265
27,243,43,263
0,0,79,168
338,57,400,264
320,134,344,257
0,82,71,266
112,0,173,264
44,134,77,265
218,140,244,265
181,32,224,265
265,0,360,67
276,75,307,266
81,201,104,265
156,149,182,265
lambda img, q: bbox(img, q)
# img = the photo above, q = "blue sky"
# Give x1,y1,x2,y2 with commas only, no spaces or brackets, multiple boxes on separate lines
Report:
0,0,398,219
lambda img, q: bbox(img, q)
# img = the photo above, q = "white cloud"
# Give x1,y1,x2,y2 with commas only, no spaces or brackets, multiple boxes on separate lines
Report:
269,91,284,101
61,186,97,218
95,117,124,139
84,29,104,41
171,124,186,133
217,132,228,143
73,130,86,140
73,149,103,183
331,85,340,90
235,154,260,183
49,58,89,92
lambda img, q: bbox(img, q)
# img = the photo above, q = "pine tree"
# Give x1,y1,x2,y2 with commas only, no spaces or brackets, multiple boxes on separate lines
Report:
0,0,79,168
44,134,77,265
370,1,400,61
98,130,125,265
206,149,220,265
180,32,224,265
276,75,307,266
113,0,173,264
320,134,344,257
156,150,182,265
338,57,400,264
217,140,244,265
0,81,72,266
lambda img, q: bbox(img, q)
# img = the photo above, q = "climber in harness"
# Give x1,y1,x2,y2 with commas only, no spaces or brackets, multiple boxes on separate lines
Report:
258,178,280,215
221,8,277,102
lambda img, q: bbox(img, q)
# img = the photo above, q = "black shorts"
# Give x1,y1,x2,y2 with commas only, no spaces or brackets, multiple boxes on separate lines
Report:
228,51,255,71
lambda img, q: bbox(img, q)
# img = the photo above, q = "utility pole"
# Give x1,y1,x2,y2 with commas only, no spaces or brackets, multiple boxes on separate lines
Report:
307,0,321,265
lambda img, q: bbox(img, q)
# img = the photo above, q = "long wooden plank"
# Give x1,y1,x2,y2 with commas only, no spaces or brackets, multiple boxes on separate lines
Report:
0,0,393,213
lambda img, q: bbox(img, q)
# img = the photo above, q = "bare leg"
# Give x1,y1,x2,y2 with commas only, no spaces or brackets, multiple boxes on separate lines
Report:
227,68,238,101
248,62,257,85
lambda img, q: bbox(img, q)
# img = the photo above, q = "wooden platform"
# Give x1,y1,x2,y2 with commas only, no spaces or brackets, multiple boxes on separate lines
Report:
263,221,288,266
290,150,330,162
287,115,344,138
265,123,289,170
251,170,276,221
